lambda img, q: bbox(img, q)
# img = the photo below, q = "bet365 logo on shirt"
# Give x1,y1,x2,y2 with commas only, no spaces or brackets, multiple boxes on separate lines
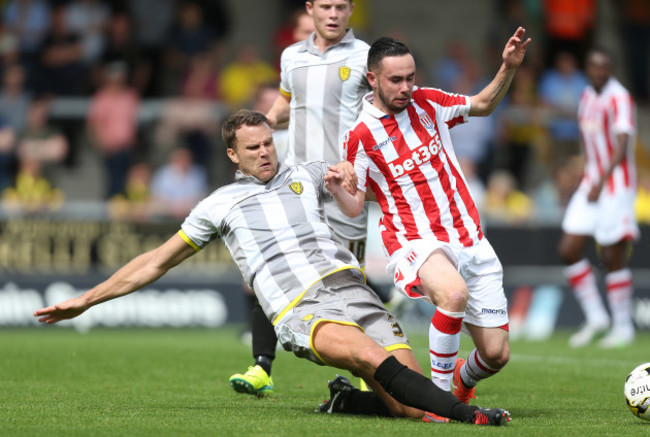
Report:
388,131,443,178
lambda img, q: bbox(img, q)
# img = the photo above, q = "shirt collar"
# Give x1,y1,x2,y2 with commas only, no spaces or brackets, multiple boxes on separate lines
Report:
234,163,288,185
361,91,415,119
298,28,356,55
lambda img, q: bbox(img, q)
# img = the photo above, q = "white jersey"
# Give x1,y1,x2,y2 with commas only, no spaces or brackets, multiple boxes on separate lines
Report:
577,77,637,195
345,88,483,257
562,77,639,244
280,29,370,165
179,163,360,325
279,29,370,243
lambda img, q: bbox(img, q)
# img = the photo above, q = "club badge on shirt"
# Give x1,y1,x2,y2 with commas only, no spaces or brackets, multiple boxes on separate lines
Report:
339,66,351,81
419,112,433,130
289,181,304,195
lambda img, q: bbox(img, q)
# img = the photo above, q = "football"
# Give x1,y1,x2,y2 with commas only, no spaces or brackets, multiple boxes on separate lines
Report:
624,363,650,421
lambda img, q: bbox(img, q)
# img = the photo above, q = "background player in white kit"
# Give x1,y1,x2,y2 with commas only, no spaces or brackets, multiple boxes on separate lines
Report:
326,29,531,415
229,0,382,395
34,110,510,426
558,48,639,349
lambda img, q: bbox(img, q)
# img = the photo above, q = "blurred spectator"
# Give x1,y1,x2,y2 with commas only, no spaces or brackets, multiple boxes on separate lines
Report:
128,0,175,96
163,1,222,95
87,61,139,199
219,42,278,109
154,50,222,172
39,5,86,96
448,60,495,184
347,0,370,38
636,170,650,224
292,9,316,42
153,96,219,173
483,169,533,224
430,37,472,91
65,0,110,65
620,0,650,103
0,63,31,133
532,155,583,223
0,23,21,71
0,116,17,192
458,158,486,216
3,0,51,68
1,156,64,213
15,97,68,185
149,147,208,219
271,8,314,70
181,51,221,102
538,51,588,167
97,12,151,94
542,0,595,65
107,161,152,222
498,63,542,190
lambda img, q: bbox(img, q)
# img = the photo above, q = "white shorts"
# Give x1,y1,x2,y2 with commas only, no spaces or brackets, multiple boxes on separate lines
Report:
562,187,639,246
387,238,508,328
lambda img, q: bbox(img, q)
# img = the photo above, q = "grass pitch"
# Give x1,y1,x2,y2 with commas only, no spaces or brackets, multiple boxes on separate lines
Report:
1,326,649,436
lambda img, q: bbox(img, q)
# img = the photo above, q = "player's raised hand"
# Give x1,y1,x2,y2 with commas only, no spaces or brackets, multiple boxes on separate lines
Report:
34,296,89,324
503,27,531,69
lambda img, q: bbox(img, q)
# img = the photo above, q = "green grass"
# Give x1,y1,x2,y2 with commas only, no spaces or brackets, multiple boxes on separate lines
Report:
1,327,649,436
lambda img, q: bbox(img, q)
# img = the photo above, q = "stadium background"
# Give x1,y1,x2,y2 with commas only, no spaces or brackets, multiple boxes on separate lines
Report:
0,0,649,338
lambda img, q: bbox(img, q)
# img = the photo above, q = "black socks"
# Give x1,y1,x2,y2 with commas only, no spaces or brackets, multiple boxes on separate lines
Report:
251,299,276,375
374,356,476,422
255,355,273,376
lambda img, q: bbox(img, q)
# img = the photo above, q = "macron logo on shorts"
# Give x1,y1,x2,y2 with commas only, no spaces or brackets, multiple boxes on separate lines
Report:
481,308,507,315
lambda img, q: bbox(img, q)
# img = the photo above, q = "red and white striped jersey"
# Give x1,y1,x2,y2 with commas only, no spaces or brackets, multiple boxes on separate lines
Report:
577,77,637,194
344,87,483,256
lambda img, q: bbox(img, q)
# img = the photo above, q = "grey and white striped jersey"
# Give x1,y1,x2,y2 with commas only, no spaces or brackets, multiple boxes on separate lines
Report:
279,29,370,241
179,162,360,325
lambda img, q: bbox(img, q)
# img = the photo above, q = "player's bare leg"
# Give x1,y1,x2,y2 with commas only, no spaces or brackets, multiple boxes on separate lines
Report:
453,324,510,403
559,233,610,347
599,241,635,348
416,251,467,392
311,322,509,425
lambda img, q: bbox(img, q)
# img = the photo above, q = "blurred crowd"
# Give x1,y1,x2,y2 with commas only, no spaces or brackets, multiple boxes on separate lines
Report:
0,0,648,226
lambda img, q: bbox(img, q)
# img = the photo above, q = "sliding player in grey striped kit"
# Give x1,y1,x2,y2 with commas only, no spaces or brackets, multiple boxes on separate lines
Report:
34,110,509,426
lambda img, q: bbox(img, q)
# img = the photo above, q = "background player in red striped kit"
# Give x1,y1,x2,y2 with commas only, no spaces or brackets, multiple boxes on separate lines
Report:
558,47,639,349
325,28,530,413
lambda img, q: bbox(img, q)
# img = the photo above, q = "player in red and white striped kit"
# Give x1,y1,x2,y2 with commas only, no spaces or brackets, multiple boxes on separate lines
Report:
558,48,639,349
326,28,530,411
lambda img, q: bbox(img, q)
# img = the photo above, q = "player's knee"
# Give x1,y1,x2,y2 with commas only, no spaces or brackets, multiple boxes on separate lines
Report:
558,239,580,265
442,285,468,310
481,342,510,369
353,344,390,375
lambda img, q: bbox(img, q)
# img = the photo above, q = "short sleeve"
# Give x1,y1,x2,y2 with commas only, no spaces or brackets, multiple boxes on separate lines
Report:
611,92,636,135
180,198,219,250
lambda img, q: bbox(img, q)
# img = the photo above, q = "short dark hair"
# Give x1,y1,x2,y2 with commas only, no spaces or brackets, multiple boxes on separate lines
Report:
367,37,411,72
221,109,269,149
586,46,614,67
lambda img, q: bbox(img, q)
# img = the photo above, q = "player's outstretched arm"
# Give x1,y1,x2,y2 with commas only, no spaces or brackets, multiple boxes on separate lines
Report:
469,26,531,117
325,162,365,218
33,234,197,324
